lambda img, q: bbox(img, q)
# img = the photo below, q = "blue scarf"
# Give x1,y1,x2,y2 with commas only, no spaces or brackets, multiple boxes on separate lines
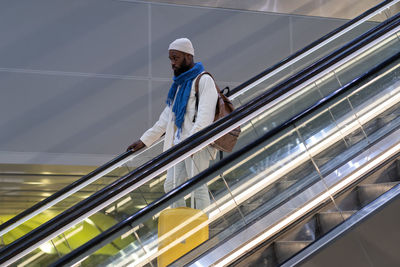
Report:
166,62,204,137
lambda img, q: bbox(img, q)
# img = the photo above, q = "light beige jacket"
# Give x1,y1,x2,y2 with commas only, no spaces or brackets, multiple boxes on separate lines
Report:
140,73,218,152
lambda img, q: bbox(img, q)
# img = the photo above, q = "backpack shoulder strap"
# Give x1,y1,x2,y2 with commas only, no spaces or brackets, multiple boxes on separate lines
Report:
195,72,220,94
193,72,215,122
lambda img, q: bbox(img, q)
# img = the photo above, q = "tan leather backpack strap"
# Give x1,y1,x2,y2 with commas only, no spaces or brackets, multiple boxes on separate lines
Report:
194,73,202,96
197,72,221,93
193,72,211,122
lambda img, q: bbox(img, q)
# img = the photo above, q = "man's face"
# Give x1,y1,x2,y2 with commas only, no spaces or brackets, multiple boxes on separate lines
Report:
169,50,191,76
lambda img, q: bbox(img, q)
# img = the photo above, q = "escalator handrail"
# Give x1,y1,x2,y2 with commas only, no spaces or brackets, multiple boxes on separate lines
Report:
53,45,400,267
1,10,400,267
0,0,395,237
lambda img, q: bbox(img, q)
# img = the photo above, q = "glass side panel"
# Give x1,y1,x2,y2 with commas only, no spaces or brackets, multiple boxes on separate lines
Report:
25,34,400,267
335,33,400,85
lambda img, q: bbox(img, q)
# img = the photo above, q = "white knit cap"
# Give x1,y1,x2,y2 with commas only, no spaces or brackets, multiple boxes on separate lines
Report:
168,38,194,56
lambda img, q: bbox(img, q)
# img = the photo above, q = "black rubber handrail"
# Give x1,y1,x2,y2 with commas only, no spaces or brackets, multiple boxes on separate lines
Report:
0,0,394,236
1,9,399,266
52,45,400,267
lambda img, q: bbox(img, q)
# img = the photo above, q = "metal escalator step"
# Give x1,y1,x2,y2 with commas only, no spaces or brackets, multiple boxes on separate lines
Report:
357,182,399,207
274,241,312,264
317,211,356,234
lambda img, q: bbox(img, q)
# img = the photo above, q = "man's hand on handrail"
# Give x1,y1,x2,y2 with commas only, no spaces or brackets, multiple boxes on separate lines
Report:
126,140,145,152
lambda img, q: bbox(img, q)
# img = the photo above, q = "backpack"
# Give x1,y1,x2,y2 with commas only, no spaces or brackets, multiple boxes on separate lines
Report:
194,72,241,153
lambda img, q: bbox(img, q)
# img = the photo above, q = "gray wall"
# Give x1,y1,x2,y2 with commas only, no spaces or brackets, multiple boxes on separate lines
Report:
139,0,387,20
0,0,355,165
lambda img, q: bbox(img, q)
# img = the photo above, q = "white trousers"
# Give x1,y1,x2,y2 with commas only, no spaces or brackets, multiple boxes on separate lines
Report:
164,147,215,210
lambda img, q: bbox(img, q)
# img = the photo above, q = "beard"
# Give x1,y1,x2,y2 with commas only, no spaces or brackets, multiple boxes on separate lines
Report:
174,57,191,77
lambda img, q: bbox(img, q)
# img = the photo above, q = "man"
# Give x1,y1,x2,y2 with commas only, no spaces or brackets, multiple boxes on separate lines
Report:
127,38,218,210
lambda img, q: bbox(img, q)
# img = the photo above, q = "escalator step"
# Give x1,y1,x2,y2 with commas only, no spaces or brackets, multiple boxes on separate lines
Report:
274,241,312,264
357,182,399,207
317,211,356,234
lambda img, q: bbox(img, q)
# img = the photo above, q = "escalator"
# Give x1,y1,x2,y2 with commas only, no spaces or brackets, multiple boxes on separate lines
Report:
48,34,400,266
53,43,400,266
1,1,400,266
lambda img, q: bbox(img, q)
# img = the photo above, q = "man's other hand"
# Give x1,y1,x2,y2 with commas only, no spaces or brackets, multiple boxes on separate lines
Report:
126,140,145,152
